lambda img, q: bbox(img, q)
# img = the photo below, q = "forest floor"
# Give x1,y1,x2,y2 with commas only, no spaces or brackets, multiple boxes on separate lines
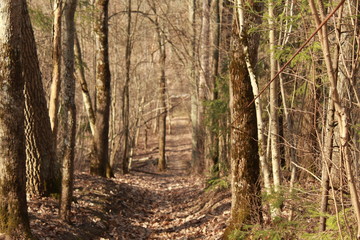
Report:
28,117,231,239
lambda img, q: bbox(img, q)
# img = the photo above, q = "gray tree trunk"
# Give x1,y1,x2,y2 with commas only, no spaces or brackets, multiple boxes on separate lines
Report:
59,0,77,222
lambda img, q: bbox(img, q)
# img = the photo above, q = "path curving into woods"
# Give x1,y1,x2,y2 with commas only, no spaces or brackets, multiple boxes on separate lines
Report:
28,117,230,239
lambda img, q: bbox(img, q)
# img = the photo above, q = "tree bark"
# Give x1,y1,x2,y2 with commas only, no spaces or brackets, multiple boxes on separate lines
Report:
236,0,271,194
91,0,112,178
223,1,262,237
196,0,212,174
74,33,96,136
0,0,33,238
268,0,282,216
49,0,63,144
59,0,77,222
122,0,132,174
155,15,167,171
21,0,61,197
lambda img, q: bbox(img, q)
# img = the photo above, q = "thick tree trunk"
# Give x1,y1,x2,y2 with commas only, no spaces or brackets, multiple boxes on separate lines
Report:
91,0,112,178
122,0,132,174
223,3,262,237
59,0,77,222
21,0,60,197
236,1,271,194
49,0,63,143
0,0,33,238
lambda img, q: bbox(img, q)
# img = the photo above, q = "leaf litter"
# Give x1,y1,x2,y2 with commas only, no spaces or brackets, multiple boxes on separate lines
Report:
28,117,230,239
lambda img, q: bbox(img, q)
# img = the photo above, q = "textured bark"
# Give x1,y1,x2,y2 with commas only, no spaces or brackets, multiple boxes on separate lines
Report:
59,0,77,222
122,0,132,174
223,2,262,237
74,34,96,136
91,0,112,177
236,0,270,194
0,0,33,238
21,0,60,197
49,0,63,143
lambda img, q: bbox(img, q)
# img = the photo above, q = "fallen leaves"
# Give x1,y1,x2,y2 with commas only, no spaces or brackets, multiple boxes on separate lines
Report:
27,118,230,239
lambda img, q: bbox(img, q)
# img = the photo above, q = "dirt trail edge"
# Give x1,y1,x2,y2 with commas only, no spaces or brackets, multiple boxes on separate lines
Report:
28,117,230,240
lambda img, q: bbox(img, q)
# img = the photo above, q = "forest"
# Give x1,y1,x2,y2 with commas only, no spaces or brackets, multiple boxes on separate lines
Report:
0,0,359,239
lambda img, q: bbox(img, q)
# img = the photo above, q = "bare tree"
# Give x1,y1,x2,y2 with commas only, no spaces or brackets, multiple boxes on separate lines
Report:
122,0,132,174
59,0,77,222
91,0,112,177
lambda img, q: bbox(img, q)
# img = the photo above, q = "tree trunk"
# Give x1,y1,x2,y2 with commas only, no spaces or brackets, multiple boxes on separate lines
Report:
189,0,200,174
21,0,61,197
91,0,112,178
59,0,77,223
74,33,96,136
122,0,132,174
236,1,271,194
0,0,33,238
210,0,221,175
268,0,282,216
196,0,212,174
223,2,262,237
156,17,167,171
49,0,63,144
309,0,360,237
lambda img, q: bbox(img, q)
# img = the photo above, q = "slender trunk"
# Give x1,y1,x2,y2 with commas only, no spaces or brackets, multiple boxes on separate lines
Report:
49,0,63,144
122,0,132,174
197,0,212,174
210,0,221,174
59,0,77,222
91,0,112,178
157,19,167,171
319,96,335,231
74,33,96,136
0,0,33,238
309,0,360,237
268,0,282,216
189,0,200,173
